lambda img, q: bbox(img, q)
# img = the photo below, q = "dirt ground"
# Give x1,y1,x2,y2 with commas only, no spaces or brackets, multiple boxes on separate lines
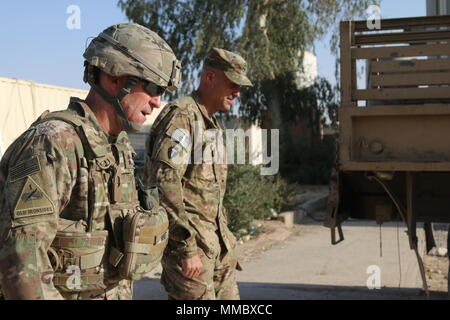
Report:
133,215,448,299
234,219,301,264
237,218,449,295
232,183,329,263
135,183,448,299
424,255,449,294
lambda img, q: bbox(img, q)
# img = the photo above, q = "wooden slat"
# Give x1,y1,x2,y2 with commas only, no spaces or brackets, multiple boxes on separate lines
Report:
353,87,450,101
355,30,450,45
370,72,450,87
340,161,450,172
340,21,354,106
353,15,450,32
371,58,450,73
352,43,450,59
339,104,450,117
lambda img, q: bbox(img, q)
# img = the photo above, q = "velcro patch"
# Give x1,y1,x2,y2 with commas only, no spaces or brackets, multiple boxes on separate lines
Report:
9,156,41,182
14,176,55,219
171,128,190,151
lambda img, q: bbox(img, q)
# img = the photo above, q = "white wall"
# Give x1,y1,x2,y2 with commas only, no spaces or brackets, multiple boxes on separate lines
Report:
0,77,88,154
0,131,4,159
295,50,318,90
0,77,264,168
0,76,171,161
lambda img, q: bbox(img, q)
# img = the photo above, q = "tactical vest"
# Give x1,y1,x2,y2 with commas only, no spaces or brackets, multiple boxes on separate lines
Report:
32,101,168,292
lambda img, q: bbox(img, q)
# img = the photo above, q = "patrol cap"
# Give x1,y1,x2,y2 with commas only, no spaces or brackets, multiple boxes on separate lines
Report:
204,48,253,87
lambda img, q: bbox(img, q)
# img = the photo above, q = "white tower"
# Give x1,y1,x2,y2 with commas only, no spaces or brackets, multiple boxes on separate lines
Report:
295,51,318,90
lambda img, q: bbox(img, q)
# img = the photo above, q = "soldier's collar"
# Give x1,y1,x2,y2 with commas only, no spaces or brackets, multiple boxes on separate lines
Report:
68,97,104,133
191,91,219,128
69,97,133,151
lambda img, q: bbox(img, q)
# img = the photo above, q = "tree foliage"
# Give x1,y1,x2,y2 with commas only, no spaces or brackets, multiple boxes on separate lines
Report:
118,0,377,184
118,0,376,94
240,74,338,125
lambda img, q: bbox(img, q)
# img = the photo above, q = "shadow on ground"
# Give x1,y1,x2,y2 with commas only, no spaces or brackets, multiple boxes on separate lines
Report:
133,278,448,300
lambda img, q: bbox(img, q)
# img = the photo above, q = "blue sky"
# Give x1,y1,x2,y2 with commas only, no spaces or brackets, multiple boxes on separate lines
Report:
0,0,427,90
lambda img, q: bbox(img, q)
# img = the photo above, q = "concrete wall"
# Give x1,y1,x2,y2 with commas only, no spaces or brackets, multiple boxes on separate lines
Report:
0,77,88,157
0,76,264,169
0,76,169,159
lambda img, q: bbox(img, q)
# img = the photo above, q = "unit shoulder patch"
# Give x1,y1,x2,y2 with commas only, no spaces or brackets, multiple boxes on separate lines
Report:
13,176,55,219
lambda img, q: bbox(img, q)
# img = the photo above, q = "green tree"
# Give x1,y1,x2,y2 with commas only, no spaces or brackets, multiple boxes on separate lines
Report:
117,0,374,96
118,0,376,182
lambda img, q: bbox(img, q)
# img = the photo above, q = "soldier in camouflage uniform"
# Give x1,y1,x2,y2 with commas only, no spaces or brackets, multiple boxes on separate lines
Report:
144,48,252,300
0,23,180,300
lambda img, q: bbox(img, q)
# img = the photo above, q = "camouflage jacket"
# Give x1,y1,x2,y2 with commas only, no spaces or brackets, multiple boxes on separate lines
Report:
0,97,137,300
144,92,236,259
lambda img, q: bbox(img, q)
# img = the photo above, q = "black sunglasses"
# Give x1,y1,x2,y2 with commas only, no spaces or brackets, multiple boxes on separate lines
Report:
143,80,166,96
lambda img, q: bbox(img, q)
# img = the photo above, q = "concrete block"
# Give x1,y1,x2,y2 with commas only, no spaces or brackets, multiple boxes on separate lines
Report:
277,211,294,228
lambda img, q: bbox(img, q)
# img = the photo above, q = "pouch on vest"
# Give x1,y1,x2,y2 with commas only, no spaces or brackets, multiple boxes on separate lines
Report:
109,205,169,280
48,230,108,292
136,177,160,210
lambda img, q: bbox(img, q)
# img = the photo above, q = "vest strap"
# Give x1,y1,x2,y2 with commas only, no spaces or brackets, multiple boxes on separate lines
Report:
109,246,124,267
52,273,104,286
52,233,108,248
124,241,151,254
79,249,106,270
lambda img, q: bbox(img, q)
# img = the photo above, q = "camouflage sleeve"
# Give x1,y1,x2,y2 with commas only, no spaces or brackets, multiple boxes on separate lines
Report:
0,121,78,299
144,109,198,258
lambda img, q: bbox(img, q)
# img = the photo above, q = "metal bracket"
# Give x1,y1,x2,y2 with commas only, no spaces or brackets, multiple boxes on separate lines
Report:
331,223,345,245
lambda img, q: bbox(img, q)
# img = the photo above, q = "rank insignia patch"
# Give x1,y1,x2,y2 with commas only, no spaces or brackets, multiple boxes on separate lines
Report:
14,176,55,219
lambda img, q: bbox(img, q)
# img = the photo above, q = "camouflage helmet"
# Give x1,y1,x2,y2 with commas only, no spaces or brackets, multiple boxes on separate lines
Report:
83,23,181,92
82,23,181,133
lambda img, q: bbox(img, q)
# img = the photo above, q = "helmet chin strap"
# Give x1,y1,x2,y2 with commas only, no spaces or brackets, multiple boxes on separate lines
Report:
85,68,143,133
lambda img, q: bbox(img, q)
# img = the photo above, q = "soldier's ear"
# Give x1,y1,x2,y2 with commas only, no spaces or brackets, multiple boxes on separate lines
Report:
100,72,128,95
204,69,216,87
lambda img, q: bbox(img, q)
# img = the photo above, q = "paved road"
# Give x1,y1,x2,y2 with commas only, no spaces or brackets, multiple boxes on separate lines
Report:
133,217,448,300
